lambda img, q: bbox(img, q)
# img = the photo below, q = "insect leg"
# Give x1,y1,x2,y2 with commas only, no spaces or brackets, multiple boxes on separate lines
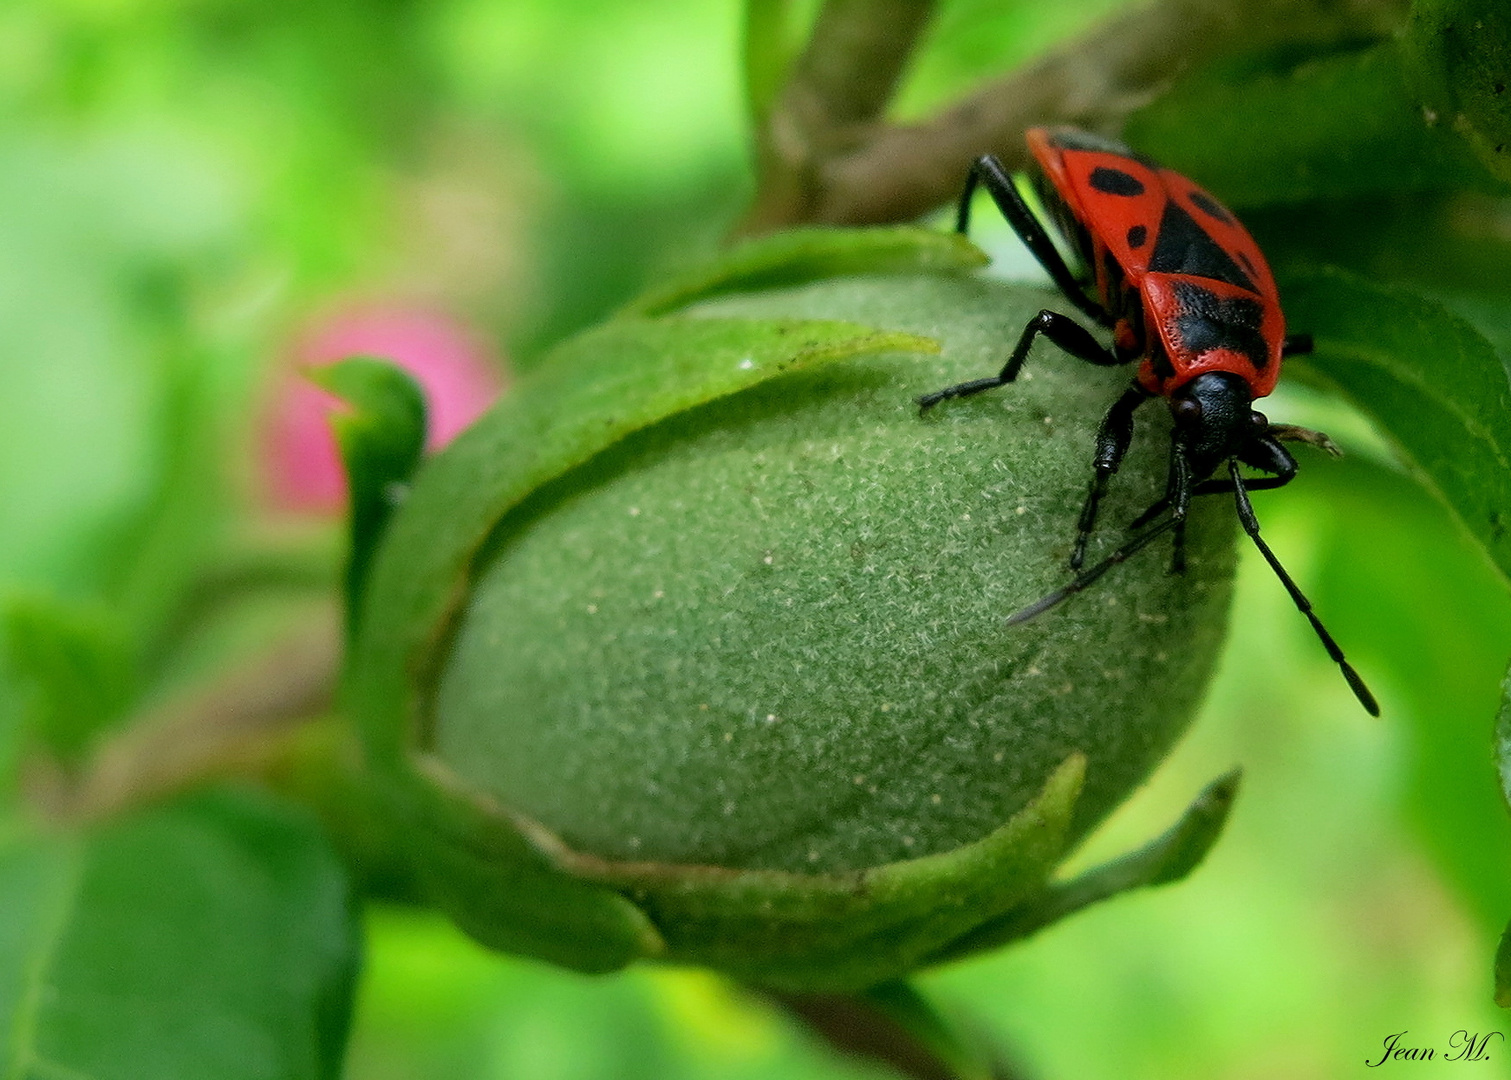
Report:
1071,383,1150,569
959,154,1109,326
1227,461,1380,716
1168,445,1193,574
917,310,1117,411
1130,434,1300,526
1281,333,1313,357
1006,515,1180,626
1127,441,1192,571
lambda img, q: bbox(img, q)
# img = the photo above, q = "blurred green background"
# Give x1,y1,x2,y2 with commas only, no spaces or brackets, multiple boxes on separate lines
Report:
2,0,1509,1077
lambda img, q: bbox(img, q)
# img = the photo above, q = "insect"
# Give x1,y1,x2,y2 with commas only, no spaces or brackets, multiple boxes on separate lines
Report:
918,127,1378,715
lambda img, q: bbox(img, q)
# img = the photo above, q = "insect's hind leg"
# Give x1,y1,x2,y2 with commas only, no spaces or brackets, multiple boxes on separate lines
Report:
957,154,1108,326
917,309,1120,412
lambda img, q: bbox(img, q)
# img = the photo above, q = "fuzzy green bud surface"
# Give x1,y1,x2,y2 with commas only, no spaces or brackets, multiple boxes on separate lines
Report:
346,229,1238,991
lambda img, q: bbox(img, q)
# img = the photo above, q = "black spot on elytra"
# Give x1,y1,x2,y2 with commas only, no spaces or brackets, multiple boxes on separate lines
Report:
1188,190,1234,223
1127,224,1147,248
1090,166,1145,196
1238,251,1257,276
1148,199,1256,291
1170,280,1268,369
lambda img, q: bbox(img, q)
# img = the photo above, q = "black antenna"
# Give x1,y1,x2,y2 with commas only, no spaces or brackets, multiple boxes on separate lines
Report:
1005,461,1379,717
1226,461,1379,716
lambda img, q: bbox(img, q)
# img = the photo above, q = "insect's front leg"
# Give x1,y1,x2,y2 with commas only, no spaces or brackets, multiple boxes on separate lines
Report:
1071,384,1149,569
1129,441,1193,573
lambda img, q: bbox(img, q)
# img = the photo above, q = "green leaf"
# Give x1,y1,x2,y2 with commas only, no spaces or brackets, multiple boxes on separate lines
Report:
1,594,136,769
1280,265,1511,584
0,788,359,1080
616,226,988,318
1127,40,1493,205
305,358,427,637
1405,0,1511,185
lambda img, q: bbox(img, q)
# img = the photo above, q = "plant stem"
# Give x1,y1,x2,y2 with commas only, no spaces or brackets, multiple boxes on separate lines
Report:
740,0,1406,233
27,608,341,823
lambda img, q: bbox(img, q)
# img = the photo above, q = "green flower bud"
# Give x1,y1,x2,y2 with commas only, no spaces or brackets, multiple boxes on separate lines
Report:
346,229,1239,992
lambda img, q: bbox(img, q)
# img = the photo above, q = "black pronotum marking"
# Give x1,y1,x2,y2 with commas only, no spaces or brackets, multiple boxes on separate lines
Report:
1169,280,1269,369
1188,190,1235,223
1126,224,1147,248
1146,333,1176,382
1089,166,1145,196
1046,129,1161,169
1148,200,1256,291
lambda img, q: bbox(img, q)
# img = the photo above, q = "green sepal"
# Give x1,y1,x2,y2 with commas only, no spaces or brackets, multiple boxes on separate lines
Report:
1,593,136,770
926,769,1240,965
537,755,1083,991
305,358,427,636
616,226,988,318
385,759,666,974
1280,265,1511,586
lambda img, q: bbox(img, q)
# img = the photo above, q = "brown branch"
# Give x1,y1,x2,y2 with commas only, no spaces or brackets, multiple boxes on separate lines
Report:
769,988,1031,1080
27,606,342,823
743,0,940,234
741,0,1407,233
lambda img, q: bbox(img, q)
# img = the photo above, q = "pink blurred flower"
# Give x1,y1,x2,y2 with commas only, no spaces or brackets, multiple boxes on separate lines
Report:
262,304,505,514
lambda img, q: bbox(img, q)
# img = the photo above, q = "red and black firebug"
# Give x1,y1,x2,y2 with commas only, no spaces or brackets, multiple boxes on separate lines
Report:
919,127,1377,716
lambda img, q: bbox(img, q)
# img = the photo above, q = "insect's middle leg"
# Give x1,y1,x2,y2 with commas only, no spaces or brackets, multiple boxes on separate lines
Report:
917,309,1119,412
1070,384,1150,569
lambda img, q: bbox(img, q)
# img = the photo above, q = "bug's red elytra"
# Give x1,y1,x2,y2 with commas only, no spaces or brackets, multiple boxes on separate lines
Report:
918,126,1378,716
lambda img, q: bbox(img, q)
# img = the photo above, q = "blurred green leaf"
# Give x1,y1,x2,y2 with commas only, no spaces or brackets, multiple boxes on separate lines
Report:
1405,0,1511,184
1127,40,1493,206
743,0,802,130
0,788,358,1080
618,225,987,317
1303,455,1511,934
1,594,136,769
1281,265,1511,585
306,359,427,637
1497,921,1511,1007
1497,664,1511,1006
